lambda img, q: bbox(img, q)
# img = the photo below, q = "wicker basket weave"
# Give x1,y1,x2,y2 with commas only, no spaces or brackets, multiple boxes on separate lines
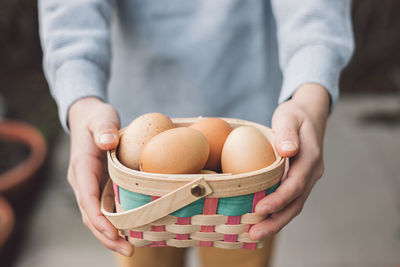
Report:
101,117,285,250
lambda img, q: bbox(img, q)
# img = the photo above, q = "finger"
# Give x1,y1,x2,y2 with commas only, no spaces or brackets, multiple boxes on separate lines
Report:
254,159,308,215
86,103,121,151
81,190,119,240
69,99,120,151
73,158,119,241
249,195,305,240
250,177,317,241
272,112,301,158
255,122,318,215
81,211,134,257
90,120,120,151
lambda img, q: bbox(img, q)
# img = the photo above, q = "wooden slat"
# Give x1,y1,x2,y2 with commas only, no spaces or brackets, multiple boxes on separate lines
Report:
128,237,151,247
166,239,198,248
150,215,177,225
216,223,249,235
213,241,244,249
191,214,227,225
165,223,200,234
142,231,174,242
240,213,266,224
191,232,224,242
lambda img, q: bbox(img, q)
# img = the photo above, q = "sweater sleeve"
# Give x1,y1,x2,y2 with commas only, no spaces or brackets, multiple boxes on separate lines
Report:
271,0,354,111
38,0,115,131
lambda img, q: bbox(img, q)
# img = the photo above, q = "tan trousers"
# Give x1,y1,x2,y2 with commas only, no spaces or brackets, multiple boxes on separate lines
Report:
115,237,275,267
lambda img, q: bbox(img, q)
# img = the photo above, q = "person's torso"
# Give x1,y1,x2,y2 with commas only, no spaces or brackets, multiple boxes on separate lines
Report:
108,0,282,127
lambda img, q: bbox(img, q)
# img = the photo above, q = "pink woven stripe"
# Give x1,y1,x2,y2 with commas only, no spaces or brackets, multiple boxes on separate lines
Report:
130,231,143,239
152,225,165,231
176,217,191,240
242,242,254,249
243,191,266,249
149,196,166,247
149,225,167,247
223,215,241,242
200,225,214,232
199,198,219,247
252,191,266,212
113,182,120,204
202,198,219,214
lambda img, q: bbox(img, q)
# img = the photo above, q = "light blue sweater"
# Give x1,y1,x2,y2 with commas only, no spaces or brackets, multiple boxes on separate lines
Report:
39,0,354,130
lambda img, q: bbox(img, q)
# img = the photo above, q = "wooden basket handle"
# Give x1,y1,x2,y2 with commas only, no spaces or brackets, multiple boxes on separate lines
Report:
101,177,213,229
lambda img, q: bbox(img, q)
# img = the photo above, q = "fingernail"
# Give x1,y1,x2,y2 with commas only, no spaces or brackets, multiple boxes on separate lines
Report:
102,231,114,240
281,141,297,151
99,133,116,144
117,247,130,257
253,229,268,240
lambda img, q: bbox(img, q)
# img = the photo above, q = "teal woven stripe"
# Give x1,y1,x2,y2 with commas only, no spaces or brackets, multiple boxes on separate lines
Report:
217,193,254,216
266,182,280,195
118,182,280,217
217,182,280,216
119,187,151,210
171,198,205,217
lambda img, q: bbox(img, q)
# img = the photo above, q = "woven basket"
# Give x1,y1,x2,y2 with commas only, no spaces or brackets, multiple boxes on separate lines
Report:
101,117,285,249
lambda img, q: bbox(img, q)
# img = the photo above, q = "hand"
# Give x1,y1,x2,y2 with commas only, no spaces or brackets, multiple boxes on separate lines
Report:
249,83,330,240
68,97,134,256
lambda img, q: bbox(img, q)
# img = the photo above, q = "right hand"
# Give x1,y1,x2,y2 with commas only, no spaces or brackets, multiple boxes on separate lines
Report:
68,97,134,257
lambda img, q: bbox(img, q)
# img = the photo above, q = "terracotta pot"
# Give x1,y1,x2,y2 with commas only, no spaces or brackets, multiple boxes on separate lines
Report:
0,195,14,248
0,119,47,193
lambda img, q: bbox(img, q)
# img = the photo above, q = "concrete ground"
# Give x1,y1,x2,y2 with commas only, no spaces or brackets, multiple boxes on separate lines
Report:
13,95,400,267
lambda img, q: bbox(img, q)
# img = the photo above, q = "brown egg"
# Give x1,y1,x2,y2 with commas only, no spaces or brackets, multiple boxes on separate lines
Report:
190,118,232,172
140,127,209,174
118,113,174,170
221,126,276,174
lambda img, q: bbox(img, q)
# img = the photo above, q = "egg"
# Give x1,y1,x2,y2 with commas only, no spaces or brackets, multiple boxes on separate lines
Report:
221,126,276,174
140,127,209,174
190,118,232,172
118,113,175,170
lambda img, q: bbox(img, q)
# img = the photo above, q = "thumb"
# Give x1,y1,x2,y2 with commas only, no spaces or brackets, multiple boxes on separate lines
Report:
89,109,120,151
272,113,301,158
92,121,120,150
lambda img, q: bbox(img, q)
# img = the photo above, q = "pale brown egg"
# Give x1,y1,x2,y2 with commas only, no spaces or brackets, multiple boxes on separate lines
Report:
140,127,209,174
190,118,232,172
221,126,276,174
118,113,174,170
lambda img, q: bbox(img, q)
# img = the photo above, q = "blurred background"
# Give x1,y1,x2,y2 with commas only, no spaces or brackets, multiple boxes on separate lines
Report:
0,1,399,267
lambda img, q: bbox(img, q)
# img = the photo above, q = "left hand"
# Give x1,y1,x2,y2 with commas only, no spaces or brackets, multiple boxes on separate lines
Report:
249,83,331,240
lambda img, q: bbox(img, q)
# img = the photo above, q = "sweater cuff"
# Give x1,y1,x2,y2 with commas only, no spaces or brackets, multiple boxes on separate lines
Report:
53,59,107,132
278,45,343,113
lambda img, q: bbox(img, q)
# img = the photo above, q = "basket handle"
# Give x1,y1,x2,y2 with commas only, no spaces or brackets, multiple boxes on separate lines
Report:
101,177,213,229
